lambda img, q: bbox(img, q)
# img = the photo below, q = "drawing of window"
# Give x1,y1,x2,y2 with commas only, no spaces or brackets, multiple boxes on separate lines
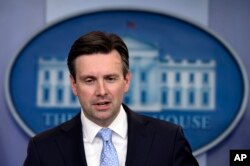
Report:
174,88,182,106
56,86,64,103
189,73,194,83
70,91,77,103
201,88,210,106
161,73,167,83
44,70,50,81
57,70,64,81
161,88,168,105
140,72,147,82
141,90,147,104
124,88,133,105
188,88,195,105
202,73,209,84
42,85,50,103
124,95,131,105
175,72,181,83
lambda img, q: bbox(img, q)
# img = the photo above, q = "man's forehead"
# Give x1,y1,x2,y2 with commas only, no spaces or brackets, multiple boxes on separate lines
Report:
76,51,121,63
80,72,120,78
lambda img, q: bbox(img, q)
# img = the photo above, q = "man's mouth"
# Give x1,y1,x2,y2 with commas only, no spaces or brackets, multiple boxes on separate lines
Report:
95,101,110,105
93,101,111,110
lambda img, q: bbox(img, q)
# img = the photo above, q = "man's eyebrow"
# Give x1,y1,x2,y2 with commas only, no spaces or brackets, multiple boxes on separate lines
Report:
79,74,119,79
104,73,120,77
79,75,96,80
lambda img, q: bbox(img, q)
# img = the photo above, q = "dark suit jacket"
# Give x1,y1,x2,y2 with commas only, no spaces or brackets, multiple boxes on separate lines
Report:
24,104,198,166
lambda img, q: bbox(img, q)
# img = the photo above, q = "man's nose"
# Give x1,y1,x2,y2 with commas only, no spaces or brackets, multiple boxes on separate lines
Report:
96,80,107,96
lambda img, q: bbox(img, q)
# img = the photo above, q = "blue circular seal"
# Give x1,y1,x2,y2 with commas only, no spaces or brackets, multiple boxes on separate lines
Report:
5,9,249,156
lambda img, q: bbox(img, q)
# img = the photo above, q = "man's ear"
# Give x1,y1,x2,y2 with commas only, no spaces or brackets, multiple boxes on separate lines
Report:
70,75,78,96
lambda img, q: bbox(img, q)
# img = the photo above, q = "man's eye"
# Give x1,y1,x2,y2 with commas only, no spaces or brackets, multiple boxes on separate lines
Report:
84,79,94,84
106,76,117,82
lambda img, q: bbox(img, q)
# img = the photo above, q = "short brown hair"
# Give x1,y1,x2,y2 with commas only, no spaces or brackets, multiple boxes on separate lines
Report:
67,31,129,80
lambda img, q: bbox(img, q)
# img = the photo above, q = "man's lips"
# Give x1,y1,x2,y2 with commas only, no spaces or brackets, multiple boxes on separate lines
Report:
92,101,111,110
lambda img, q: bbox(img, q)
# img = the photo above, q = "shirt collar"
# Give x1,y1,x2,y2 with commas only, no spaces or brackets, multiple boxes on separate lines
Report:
81,105,128,143
109,105,128,139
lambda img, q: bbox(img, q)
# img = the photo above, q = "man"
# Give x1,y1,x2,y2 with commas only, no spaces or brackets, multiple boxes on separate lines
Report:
24,31,199,166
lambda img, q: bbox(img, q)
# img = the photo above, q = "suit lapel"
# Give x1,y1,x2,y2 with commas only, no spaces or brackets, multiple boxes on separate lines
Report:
124,104,156,166
55,113,88,166
52,106,155,166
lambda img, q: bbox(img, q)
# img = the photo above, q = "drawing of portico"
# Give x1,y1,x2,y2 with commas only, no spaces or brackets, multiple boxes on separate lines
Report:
123,37,216,112
123,37,161,111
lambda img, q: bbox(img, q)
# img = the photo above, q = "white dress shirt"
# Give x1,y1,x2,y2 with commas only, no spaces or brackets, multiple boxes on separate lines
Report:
81,105,128,166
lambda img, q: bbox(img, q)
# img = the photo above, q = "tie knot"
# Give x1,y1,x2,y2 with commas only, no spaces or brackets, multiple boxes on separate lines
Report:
98,128,112,141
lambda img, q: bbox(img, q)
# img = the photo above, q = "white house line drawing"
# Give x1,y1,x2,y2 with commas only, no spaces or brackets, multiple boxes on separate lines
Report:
36,58,80,108
36,37,216,111
157,56,216,111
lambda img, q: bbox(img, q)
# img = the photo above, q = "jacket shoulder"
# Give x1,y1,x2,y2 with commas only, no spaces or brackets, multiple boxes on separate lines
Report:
31,113,81,143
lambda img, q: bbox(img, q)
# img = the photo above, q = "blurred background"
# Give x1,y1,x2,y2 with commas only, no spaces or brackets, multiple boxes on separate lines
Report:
0,0,249,165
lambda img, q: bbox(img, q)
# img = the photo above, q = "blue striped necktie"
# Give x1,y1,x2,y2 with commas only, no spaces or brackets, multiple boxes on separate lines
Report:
98,128,119,166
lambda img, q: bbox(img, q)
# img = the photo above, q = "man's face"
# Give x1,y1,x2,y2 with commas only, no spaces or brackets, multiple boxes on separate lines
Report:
70,50,131,127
